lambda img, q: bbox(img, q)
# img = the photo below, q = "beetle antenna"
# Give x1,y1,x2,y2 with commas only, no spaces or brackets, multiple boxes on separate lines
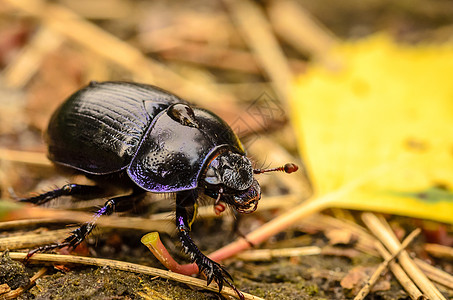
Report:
253,163,299,174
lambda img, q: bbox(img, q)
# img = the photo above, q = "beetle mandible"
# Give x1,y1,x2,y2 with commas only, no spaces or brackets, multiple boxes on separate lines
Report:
20,81,298,297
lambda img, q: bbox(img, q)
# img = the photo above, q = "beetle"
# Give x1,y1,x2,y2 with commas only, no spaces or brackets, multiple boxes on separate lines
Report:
20,81,298,298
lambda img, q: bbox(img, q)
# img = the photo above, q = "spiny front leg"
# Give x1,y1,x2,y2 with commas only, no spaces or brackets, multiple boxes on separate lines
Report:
175,190,244,299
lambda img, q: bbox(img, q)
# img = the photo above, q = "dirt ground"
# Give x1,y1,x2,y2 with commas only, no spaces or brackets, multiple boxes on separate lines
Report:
2,213,434,300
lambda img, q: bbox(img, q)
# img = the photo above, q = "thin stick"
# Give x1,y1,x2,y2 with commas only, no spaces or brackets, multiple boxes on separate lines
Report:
234,246,321,261
0,218,58,229
7,252,262,300
0,227,75,251
362,213,445,300
0,148,51,166
375,243,426,300
3,205,173,234
354,228,422,300
424,243,453,260
414,258,453,291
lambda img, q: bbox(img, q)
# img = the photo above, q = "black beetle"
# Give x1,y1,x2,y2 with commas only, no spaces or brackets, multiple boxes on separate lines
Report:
20,81,298,298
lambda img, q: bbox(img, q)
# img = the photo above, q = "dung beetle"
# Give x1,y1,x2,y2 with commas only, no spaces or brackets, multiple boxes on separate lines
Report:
20,81,298,298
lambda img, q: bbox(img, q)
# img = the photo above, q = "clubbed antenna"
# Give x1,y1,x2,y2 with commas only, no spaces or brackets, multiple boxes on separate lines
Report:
253,163,299,174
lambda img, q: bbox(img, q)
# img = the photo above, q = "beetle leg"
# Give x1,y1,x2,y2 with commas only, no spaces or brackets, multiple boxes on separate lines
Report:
25,190,145,260
18,184,104,205
188,202,198,228
175,190,244,299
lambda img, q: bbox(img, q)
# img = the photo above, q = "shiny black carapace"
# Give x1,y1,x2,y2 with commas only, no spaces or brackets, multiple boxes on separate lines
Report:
20,81,298,298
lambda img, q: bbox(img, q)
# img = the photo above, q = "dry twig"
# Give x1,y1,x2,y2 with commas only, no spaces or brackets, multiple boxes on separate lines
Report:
362,213,445,300
424,243,453,260
1,204,173,234
0,219,57,230
234,246,321,261
414,258,453,291
0,148,51,166
7,252,262,300
0,227,75,251
354,228,422,300
374,242,425,300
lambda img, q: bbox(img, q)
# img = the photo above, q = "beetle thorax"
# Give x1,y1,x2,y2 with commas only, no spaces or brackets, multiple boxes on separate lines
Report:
204,152,253,191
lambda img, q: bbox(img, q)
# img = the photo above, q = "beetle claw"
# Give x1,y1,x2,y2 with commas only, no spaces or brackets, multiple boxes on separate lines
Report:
200,259,242,298
217,278,223,293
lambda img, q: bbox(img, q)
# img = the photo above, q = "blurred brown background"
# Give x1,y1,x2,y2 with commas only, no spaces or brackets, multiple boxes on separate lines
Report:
1,1,453,299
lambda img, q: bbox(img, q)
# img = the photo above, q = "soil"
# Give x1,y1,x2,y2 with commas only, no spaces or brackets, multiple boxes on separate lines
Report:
2,215,445,299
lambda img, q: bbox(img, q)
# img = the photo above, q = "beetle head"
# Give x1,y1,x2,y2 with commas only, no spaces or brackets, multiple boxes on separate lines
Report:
204,152,260,213
204,152,253,190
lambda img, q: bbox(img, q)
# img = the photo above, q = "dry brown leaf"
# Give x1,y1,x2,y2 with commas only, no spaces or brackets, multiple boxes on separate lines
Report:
341,266,391,294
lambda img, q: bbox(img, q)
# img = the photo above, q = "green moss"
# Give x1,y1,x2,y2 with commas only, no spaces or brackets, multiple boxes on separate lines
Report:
305,284,319,296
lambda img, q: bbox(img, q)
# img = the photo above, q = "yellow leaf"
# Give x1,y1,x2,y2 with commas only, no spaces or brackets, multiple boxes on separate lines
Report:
291,35,453,224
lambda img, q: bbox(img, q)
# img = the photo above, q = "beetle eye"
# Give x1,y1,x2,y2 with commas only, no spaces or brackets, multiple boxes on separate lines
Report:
205,168,221,185
239,168,249,180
